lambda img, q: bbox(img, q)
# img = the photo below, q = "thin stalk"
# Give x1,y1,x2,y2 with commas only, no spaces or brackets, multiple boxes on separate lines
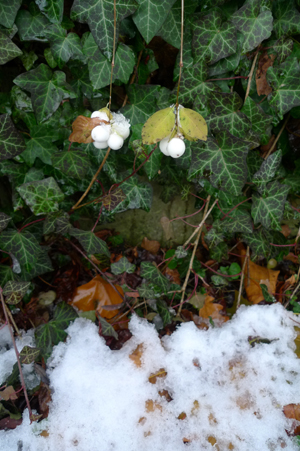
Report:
237,246,250,309
175,0,184,107
122,49,143,108
264,113,290,159
109,0,117,113
244,50,259,103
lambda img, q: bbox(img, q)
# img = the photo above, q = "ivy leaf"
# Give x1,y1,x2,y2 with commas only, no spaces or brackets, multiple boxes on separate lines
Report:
43,211,67,234
274,37,293,65
0,230,39,272
252,149,282,193
21,250,53,281
243,230,271,258
98,316,118,339
143,149,162,180
35,302,78,360
207,92,251,140
179,62,217,104
241,97,273,145
272,0,300,37
71,0,138,59
35,0,64,24
119,176,153,212
0,31,22,65
19,346,40,364
111,257,136,275
210,242,228,262
230,0,273,53
133,0,176,44
208,32,244,77
3,280,30,297
0,212,11,232
14,64,75,123
122,85,160,125
267,57,300,119
156,300,172,326
44,24,82,69
0,0,22,28
17,177,64,216
140,261,170,292
70,228,110,257
251,181,290,230
15,8,50,42
101,188,126,212
52,151,91,179
21,124,58,166
20,50,38,71
189,131,249,196
114,43,136,83
222,210,253,234
0,114,26,161
193,11,237,65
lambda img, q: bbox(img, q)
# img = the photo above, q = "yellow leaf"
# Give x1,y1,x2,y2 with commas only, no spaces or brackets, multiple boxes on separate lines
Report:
179,107,207,142
142,107,175,145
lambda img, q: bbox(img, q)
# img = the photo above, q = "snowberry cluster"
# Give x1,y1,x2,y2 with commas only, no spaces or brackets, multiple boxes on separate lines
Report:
159,134,186,158
91,109,130,150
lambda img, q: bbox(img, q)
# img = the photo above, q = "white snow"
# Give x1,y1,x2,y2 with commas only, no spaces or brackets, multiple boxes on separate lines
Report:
0,304,300,451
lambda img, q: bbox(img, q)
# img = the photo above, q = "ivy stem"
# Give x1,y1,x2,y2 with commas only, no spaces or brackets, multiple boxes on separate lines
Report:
237,246,250,309
178,195,211,315
109,0,117,113
0,288,33,422
264,113,290,159
175,0,184,107
205,76,249,82
71,147,111,210
18,217,45,233
244,50,259,103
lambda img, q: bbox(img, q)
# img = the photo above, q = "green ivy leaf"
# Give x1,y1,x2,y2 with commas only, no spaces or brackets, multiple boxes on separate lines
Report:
241,97,273,145
0,31,22,65
189,131,249,196
15,8,50,42
101,188,127,211
21,124,58,166
207,92,251,139
156,300,172,326
44,24,82,69
122,85,160,125
133,0,176,44
3,280,30,297
140,261,169,292
70,228,110,257
35,0,64,24
14,64,75,123
251,181,290,230
210,242,228,262
272,0,300,37
0,213,11,232
0,266,19,290
0,230,39,272
111,257,136,275
118,176,153,212
208,32,244,77
17,177,64,216
0,114,26,161
114,43,136,83
252,149,282,193
267,57,300,119
243,230,271,258
143,149,162,180
98,316,118,339
179,62,217,104
0,0,22,28
193,10,236,65
20,50,38,71
21,250,53,281
44,47,57,68
71,0,138,59
222,210,253,234
230,0,273,53
52,151,91,179
35,302,78,360
274,37,293,65
19,346,40,364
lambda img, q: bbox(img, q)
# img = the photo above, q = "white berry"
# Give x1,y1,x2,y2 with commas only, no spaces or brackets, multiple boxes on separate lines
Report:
111,112,131,139
91,111,110,121
108,133,124,150
91,124,111,142
167,138,186,158
93,141,108,149
159,137,170,156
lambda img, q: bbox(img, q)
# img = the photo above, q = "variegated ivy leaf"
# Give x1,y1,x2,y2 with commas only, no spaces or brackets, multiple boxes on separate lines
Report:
274,37,293,65
101,188,127,212
0,114,26,161
267,57,300,119
71,0,138,59
70,228,110,257
251,181,290,231
35,0,64,24
0,230,40,272
0,0,22,28
15,5,50,42
3,280,30,298
243,230,272,258
14,64,75,123
52,151,91,179
19,346,40,364
222,210,253,234
17,177,64,216
193,10,237,65
208,32,244,77
272,0,300,38
21,124,58,166
111,257,136,275
140,261,169,292
241,97,273,145
133,0,176,44
189,130,250,196
179,62,218,105
207,92,251,140
0,31,22,65
230,0,273,53
122,85,160,126
114,176,153,212
21,250,53,281
98,316,118,339
43,210,70,235
0,265,19,287
0,212,11,232
252,149,282,194
43,24,83,69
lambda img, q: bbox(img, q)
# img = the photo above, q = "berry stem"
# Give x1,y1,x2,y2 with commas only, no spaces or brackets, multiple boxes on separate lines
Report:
175,0,184,107
109,0,117,113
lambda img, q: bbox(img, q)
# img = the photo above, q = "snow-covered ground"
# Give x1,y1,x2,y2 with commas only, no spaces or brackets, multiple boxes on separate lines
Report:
1,303,300,451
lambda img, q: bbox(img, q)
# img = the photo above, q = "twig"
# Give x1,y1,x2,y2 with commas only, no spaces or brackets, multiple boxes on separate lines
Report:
0,289,33,421
108,0,117,113
244,51,259,103
284,265,300,308
5,305,21,336
183,198,218,249
264,114,290,160
175,0,184,106
237,246,250,309
178,196,211,315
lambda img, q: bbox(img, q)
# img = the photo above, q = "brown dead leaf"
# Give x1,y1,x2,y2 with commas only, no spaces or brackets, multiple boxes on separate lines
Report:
129,343,144,367
164,266,181,285
283,404,300,435
0,386,17,401
199,295,229,323
237,243,279,304
141,237,160,254
255,53,275,96
145,399,162,412
148,368,167,384
281,224,291,238
38,383,52,419
295,327,300,359
69,116,103,143
284,253,299,264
